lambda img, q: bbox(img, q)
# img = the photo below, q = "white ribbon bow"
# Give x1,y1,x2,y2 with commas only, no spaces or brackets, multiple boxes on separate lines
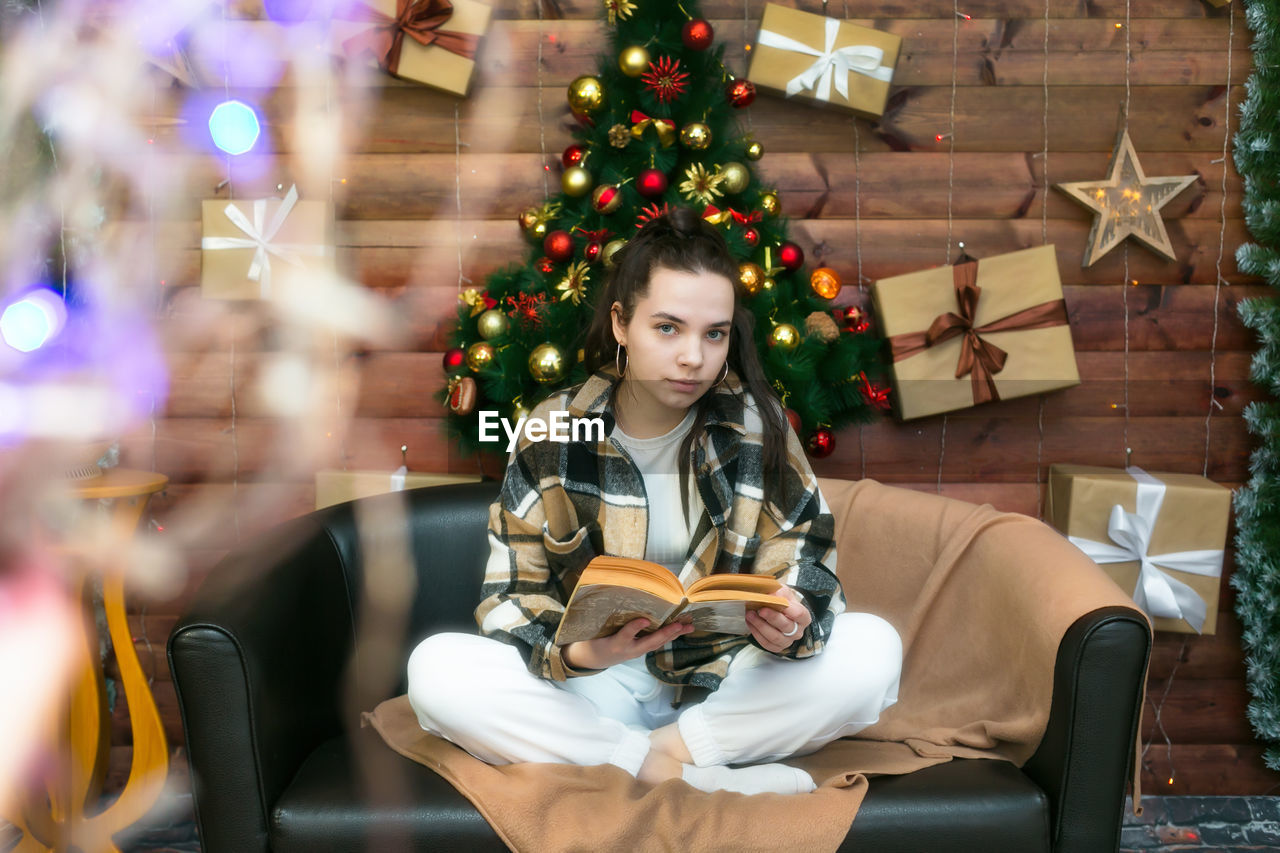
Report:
200,185,327,297
757,18,893,104
1068,466,1223,633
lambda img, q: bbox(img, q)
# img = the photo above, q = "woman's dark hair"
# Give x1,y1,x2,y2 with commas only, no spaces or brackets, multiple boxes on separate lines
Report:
583,207,790,519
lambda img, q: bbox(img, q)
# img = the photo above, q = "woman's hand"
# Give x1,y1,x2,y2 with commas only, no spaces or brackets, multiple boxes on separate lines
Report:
745,585,812,653
562,617,695,671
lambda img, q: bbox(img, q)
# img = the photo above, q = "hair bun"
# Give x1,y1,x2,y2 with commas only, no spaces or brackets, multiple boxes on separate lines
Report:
666,206,702,236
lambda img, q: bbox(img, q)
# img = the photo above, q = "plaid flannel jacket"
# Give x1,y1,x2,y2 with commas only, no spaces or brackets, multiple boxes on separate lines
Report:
475,365,845,699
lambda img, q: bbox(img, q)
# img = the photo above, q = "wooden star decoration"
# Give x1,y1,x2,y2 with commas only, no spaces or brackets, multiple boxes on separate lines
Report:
1054,128,1197,266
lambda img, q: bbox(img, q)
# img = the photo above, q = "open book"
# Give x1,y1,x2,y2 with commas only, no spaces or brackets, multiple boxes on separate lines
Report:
553,555,790,646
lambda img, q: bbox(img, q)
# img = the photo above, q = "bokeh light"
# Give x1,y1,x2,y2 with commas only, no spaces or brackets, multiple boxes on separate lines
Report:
208,99,261,155
1,289,67,353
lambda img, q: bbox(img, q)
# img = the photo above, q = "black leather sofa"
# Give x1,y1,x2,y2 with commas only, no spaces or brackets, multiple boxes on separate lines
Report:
169,480,1152,853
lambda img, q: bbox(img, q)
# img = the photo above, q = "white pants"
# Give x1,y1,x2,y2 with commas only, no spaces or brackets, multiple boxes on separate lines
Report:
406,612,902,778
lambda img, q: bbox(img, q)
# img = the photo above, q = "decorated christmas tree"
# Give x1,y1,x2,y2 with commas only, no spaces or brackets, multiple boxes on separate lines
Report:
439,0,888,458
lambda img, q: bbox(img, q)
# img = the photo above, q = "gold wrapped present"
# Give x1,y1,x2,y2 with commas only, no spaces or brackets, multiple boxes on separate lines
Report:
747,3,900,119
316,469,483,510
871,245,1080,420
200,185,333,300
330,0,489,96
1046,464,1230,635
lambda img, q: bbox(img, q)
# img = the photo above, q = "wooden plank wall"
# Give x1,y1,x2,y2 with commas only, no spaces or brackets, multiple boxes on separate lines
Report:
106,0,1280,805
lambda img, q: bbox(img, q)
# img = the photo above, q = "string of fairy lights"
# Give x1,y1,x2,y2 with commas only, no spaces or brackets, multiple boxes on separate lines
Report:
935,0,961,496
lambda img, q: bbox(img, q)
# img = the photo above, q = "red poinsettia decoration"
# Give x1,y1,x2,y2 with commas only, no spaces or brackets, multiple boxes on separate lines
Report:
506,292,547,328
640,56,690,103
857,372,891,411
636,202,672,229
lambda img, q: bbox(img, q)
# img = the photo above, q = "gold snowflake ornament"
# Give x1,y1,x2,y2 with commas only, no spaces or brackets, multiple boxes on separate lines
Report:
605,0,637,25
679,163,724,205
556,262,591,304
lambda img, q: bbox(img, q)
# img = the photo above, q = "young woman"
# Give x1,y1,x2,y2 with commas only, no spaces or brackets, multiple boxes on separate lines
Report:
408,209,902,795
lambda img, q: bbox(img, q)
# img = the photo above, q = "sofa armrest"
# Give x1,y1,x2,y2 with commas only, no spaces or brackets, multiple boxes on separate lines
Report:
168,512,357,853
1021,605,1152,853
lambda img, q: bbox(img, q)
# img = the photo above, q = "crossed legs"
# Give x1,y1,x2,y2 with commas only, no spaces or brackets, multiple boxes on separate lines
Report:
407,612,902,793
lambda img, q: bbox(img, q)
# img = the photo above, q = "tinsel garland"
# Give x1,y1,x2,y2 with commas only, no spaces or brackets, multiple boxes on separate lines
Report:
1231,0,1280,770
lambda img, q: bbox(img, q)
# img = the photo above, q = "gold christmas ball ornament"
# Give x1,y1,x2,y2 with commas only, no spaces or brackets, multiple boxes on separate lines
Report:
477,308,510,340
744,141,764,161
528,342,567,384
679,122,712,150
759,191,780,216
512,402,531,422
768,323,800,352
718,162,750,195
466,341,495,371
602,238,627,267
738,261,764,295
567,75,605,113
518,206,541,232
618,45,650,77
809,267,842,300
562,165,594,197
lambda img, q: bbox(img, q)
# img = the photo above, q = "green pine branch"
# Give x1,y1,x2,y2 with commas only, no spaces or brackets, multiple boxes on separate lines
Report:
1232,0,1280,771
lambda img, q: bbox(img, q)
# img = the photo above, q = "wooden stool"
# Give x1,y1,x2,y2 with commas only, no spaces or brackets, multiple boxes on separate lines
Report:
8,469,170,853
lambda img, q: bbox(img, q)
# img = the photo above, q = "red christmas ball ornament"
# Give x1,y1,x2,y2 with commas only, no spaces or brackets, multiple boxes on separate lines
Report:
682,18,714,50
779,241,804,271
537,256,556,274
637,168,668,198
743,227,760,247
726,78,756,108
585,241,602,263
592,183,624,214
837,305,870,333
544,230,574,262
805,427,835,459
562,144,587,168
785,408,802,435
443,347,465,371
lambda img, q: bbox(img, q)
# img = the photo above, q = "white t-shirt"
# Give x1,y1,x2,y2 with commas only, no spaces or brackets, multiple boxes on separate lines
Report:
611,407,705,575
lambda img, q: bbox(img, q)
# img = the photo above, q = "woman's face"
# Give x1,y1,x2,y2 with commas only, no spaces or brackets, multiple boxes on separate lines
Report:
611,265,735,428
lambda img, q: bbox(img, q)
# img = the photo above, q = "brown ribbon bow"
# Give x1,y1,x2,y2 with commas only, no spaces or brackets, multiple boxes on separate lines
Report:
888,261,1069,406
343,0,479,75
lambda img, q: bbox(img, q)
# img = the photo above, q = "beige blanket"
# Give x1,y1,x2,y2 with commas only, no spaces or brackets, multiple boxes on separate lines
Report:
365,477,1147,852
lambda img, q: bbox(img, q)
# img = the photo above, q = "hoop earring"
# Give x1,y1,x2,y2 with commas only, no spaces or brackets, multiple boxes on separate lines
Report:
714,361,729,387
615,344,627,377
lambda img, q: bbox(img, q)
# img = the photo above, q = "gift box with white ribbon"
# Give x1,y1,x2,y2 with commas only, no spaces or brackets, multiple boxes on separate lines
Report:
747,3,900,119
201,185,334,301
1046,464,1232,635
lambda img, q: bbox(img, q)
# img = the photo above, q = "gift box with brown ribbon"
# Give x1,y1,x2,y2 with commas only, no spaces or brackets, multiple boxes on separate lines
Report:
330,0,489,96
747,3,900,119
201,185,334,301
870,244,1080,420
1046,464,1230,634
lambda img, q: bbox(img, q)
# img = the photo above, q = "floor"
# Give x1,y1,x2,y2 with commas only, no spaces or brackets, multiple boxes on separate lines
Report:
1120,796,1280,852
7,794,1280,851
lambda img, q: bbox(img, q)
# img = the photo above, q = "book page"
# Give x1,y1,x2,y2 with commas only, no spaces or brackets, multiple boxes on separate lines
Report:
554,584,680,645
681,599,758,635
686,573,782,596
